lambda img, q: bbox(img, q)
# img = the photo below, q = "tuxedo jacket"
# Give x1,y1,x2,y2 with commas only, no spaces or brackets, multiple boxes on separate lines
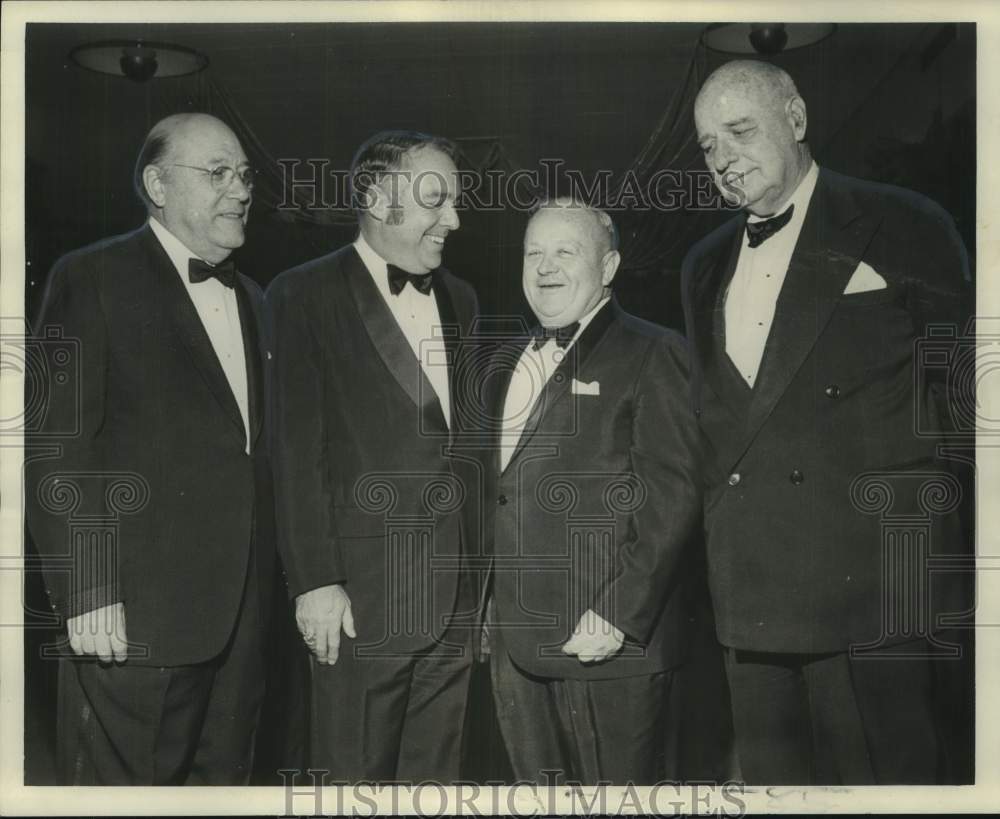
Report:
681,168,972,654
265,245,480,653
484,300,702,680
25,225,275,667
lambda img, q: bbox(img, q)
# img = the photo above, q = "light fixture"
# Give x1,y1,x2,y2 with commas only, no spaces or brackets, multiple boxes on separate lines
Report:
69,40,208,82
701,23,836,55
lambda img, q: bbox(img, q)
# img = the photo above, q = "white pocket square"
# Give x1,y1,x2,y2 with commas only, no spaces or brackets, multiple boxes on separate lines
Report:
571,378,600,396
843,261,887,294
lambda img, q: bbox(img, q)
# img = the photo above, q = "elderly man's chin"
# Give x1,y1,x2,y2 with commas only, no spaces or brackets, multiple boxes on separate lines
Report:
214,220,247,249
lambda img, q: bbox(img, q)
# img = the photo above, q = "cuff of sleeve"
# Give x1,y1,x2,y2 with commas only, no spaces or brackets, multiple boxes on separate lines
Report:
55,583,123,621
592,582,652,644
286,573,348,600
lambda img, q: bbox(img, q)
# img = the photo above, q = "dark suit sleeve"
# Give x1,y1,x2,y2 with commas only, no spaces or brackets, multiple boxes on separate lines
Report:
591,332,703,642
25,255,118,619
899,198,973,432
265,274,346,598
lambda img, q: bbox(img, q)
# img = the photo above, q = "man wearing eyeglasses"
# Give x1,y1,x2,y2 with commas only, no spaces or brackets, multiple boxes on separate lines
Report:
26,112,274,785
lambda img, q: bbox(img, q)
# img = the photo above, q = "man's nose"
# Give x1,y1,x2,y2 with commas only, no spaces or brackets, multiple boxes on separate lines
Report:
439,201,460,230
538,253,559,275
712,138,738,173
227,176,252,202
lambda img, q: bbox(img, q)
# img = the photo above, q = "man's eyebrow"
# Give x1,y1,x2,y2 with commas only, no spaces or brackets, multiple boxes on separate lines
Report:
722,116,755,129
201,155,238,166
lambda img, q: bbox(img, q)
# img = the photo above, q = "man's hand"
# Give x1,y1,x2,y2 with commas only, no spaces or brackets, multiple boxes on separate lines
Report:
561,608,624,664
67,602,129,663
296,584,356,665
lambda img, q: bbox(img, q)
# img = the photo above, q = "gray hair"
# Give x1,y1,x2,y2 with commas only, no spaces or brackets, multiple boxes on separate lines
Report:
530,195,619,254
697,59,801,114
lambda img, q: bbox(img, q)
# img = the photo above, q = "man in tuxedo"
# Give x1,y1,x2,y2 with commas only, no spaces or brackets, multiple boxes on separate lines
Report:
682,60,972,783
25,113,274,784
483,199,702,784
266,131,479,781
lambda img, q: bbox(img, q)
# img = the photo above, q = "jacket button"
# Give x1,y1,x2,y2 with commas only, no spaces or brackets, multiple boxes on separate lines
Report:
824,384,841,399
790,469,805,485
497,494,508,506
727,473,741,487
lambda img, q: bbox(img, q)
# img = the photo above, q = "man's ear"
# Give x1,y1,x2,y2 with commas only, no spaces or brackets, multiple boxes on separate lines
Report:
786,96,808,142
601,249,621,286
142,165,167,208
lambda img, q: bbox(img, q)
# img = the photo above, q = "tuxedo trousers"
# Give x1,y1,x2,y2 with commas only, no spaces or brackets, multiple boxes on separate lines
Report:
723,637,965,784
489,626,671,785
56,545,265,785
308,571,475,783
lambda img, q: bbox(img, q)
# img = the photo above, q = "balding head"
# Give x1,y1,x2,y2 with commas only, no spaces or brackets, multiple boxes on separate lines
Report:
695,60,800,122
137,113,252,263
694,60,811,216
134,114,224,209
531,197,619,257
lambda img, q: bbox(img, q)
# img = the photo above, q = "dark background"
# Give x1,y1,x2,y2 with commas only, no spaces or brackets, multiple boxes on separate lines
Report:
23,21,976,784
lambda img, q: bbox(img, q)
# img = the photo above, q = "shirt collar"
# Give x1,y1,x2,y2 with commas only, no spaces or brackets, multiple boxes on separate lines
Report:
746,160,819,224
354,231,389,280
148,217,212,281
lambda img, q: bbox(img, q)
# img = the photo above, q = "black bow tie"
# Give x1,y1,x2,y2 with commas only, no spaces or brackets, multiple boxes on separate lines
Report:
530,322,580,351
188,258,237,288
745,205,794,248
387,264,435,296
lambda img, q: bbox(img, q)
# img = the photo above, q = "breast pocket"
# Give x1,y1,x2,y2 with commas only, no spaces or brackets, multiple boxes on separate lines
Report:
826,285,913,361
836,284,899,309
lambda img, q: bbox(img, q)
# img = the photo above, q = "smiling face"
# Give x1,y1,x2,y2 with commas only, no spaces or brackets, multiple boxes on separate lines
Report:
143,114,251,264
374,145,461,274
694,67,809,216
522,206,620,328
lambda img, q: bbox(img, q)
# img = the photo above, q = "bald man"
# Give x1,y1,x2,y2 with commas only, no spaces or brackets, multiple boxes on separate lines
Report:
26,113,274,784
483,199,702,783
681,61,972,783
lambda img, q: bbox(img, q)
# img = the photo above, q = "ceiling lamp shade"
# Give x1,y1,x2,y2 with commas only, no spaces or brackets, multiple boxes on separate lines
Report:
701,23,836,55
69,40,209,82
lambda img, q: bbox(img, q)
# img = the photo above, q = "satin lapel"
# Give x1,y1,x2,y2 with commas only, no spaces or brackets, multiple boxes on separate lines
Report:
344,248,445,429
431,274,460,435
741,171,881,452
503,300,617,474
141,228,245,444
691,218,745,415
489,337,526,475
234,277,264,451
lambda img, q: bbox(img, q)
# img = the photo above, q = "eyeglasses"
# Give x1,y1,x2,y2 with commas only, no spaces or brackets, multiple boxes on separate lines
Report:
169,163,257,191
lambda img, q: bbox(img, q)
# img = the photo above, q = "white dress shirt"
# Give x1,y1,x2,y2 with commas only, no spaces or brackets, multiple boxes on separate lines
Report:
354,233,452,429
725,161,820,387
499,296,610,472
148,218,250,453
